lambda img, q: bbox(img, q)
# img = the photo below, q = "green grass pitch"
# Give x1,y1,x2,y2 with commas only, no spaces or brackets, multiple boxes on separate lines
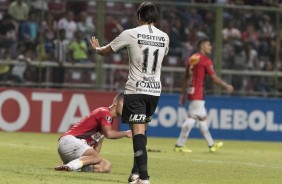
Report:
0,131,281,184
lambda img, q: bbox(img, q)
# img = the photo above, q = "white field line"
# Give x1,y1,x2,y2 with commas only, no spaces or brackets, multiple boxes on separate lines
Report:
191,159,282,169
0,142,52,150
2,143,281,170
103,151,282,170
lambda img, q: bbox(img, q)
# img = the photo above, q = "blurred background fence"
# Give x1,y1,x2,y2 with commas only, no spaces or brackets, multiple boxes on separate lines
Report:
1,0,282,97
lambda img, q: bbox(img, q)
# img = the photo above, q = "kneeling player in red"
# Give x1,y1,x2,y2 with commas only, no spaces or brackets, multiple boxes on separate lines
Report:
55,93,132,173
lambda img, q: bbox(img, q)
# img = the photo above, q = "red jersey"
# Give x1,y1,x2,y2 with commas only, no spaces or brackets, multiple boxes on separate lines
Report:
62,107,113,143
186,53,215,100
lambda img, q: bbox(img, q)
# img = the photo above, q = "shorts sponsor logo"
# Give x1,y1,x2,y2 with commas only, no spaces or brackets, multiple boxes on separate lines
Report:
136,81,161,94
129,114,146,123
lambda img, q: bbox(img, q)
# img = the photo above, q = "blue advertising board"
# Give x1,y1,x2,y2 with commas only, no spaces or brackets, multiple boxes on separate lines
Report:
120,94,282,141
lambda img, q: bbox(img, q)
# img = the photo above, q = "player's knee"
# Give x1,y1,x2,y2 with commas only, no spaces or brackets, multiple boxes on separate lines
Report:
96,159,111,173
198,116,207,121
182,118,195,130
103,160,112,173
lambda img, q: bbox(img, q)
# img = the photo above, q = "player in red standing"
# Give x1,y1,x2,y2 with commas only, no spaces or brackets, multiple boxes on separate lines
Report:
55,93,132,172
174,37,234,153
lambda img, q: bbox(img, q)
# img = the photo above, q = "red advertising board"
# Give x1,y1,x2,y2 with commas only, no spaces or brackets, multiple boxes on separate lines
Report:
0,88,119,133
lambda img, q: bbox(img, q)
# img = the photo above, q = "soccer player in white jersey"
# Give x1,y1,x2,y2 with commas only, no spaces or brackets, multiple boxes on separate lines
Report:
90,2,169,184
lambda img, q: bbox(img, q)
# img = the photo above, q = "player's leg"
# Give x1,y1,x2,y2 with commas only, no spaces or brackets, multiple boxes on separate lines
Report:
81,158,112,173
122,94,156,183
131,123,148,181
128,154,140,182
56,135,102,171
128,129,147,182
93,159,111,173
198,116,214,147
174,117,196,152
197,101,214,147
198,101,223,152
59,148,102,171
129,95,159,183
122,94,139,182
174,101,198,152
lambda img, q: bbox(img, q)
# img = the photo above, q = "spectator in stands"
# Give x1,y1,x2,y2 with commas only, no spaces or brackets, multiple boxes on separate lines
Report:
8,0,29,22
258,15,274,57
240,42,259,70
68,31,88,63
222,39,236,69
186,8,203,29
53,29,69,85
19,11,39,45
241,23,259,49
0,13,17,58
169,16,189,58
10,44,32,83
77,11,95,41
245,10,264,30
202,11,215,39
29,0,48,12
104,15,123,43
188,24,207,45
58,11,77,40
66,1,88,16
222,20,242,43
254,60,279,96
36,31,53,61
41,12,58,41
0,49,11,82
222,20,242,53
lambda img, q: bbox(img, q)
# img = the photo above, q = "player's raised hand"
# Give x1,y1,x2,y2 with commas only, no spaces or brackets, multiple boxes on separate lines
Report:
179,94,186,106
90,36,100,50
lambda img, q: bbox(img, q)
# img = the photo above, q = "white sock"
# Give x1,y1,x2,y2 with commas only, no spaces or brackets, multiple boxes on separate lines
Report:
66,159,83,171
176,117,196,146
199,119,214,147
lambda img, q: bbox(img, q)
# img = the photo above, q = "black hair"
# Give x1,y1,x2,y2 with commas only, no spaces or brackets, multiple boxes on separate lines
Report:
196,37,211,51
137,2,159,24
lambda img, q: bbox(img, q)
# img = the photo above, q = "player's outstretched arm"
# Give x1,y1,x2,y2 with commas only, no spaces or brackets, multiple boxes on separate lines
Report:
90,36,114,56
102,126,132,139
210,74,234,93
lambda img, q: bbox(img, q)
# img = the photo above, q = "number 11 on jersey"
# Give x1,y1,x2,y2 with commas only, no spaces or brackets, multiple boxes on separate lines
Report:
142,48,159,74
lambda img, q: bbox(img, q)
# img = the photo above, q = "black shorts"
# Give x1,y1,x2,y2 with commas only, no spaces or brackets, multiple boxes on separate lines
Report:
122,94,159,124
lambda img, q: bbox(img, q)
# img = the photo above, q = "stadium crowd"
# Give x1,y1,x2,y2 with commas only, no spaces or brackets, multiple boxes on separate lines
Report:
0,0,281,96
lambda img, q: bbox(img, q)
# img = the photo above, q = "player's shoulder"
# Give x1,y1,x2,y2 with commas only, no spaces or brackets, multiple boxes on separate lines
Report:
188,53,201,65
118,28,134,38
95,107,110,114
190,53,212,63
97,107,113,124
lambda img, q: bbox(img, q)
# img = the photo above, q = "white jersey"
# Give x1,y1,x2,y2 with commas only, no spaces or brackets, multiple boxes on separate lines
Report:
110,25,169,96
